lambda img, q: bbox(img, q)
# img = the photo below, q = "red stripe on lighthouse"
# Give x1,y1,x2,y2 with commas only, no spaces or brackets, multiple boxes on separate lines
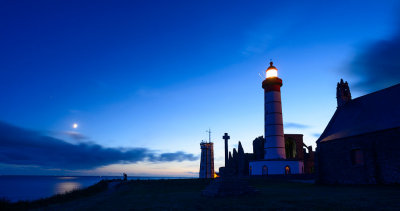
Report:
265,85,281,92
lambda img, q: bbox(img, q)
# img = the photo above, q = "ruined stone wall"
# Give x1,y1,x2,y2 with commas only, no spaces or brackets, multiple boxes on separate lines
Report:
284,134,304,160
304,147,315,174
252,136,264,160
317,127,400,184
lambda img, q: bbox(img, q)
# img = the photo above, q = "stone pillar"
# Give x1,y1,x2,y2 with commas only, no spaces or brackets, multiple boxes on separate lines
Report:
223,133,230,167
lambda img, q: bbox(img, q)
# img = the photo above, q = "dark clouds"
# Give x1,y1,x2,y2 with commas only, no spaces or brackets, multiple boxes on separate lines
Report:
64,131,88,141
284,122,309,129
348,27,400,91
0,122,198,170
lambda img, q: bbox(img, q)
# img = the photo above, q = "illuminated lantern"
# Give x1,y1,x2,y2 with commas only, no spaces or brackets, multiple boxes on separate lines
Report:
266,62,278,78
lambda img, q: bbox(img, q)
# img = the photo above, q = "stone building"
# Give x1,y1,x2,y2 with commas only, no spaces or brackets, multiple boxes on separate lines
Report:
316,80,400,184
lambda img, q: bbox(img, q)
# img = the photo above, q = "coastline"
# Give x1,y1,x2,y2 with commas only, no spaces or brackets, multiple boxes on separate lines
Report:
2,178,400,210
0,175,195,203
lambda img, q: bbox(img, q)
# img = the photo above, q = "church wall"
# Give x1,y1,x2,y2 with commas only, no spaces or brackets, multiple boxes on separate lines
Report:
317,127,400,184
373,128,400,183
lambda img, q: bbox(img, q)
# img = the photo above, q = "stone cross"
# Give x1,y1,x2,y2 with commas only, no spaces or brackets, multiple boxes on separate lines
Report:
223,133,230,166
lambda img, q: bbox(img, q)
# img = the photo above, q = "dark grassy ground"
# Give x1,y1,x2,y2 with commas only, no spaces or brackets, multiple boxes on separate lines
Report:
3,178,400,210
0,180,109,211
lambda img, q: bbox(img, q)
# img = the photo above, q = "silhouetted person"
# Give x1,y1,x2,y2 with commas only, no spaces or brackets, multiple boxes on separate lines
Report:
123,173,127,181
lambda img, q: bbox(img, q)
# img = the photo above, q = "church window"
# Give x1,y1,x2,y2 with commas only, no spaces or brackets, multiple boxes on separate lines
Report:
351,149,364,165
285,166,291,175
262,165,268,175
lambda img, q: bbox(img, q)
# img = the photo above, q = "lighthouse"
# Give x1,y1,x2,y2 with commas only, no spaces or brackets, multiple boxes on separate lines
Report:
249,61,304,175
199,141,214,178
199,129,215,178
263,62,286,160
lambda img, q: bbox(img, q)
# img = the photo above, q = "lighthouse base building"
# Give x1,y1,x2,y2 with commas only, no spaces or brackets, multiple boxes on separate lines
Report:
220,134,314,176
249,160,304,175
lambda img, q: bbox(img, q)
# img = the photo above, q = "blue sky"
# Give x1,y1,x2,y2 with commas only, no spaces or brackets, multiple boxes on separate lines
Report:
1,0,399,176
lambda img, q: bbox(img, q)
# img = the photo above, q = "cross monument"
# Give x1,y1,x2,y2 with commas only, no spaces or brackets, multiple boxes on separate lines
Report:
222,133,230,166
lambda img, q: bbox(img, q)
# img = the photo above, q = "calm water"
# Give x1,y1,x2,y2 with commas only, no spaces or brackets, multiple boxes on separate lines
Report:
0,175,190,202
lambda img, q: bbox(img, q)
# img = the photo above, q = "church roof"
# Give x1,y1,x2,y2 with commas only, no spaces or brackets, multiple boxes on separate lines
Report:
317,83,400,143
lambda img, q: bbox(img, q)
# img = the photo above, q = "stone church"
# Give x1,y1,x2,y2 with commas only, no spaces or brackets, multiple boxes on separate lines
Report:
316,80,400,184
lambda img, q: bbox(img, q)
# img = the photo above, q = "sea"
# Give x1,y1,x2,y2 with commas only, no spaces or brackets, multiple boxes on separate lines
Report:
0,175,192,202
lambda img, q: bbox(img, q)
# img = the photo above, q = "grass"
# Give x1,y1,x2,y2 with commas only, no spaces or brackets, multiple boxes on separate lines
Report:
3,178,400,210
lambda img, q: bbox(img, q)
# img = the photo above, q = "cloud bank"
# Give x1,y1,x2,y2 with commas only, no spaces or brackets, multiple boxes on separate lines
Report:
348,25,400,91
284,122,309,129
0,122,198,170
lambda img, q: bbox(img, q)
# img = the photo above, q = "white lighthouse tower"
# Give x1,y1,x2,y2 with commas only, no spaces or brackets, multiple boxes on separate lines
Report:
249,61,304,175
263,62,286,160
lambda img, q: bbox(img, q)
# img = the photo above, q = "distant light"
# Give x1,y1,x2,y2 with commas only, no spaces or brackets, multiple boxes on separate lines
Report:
73,123,78,129
266,69,278,78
